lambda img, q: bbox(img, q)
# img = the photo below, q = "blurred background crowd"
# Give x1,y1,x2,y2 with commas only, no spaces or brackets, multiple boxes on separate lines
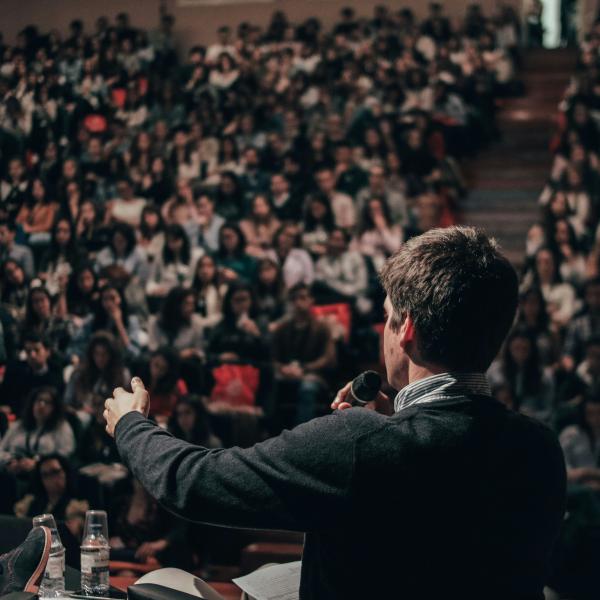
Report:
3,0,599,590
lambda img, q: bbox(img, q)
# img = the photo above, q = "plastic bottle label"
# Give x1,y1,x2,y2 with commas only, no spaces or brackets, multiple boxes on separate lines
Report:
46,554,65,580
80,549,109,574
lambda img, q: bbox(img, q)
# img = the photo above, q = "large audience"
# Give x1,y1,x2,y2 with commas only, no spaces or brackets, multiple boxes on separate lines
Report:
0,1,528,574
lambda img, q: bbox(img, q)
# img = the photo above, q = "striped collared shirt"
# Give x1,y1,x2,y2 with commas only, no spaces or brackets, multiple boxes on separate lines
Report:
394,372,492,413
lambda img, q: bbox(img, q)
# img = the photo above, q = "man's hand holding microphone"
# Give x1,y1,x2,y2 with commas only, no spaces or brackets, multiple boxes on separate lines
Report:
331,371,394,416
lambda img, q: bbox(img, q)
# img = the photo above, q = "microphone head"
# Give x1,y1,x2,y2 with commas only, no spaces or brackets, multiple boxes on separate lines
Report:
350,370,382,405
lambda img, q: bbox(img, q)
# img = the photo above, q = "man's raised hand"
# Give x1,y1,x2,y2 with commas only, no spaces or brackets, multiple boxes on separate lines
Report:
104,377,150,437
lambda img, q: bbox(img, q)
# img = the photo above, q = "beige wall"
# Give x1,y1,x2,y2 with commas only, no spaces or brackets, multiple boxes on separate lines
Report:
1,0,521,52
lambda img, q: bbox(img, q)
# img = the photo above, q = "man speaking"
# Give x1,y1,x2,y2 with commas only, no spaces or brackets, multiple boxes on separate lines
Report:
104,227,566,599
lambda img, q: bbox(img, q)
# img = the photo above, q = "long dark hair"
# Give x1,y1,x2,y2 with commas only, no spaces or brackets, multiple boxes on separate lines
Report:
45,217,78,264
110,222,137,257
23,286,53,330
218,135,239,164
92,284,130,330
222,280,257,324
303,193,335,232
501,327,543,401
358,196,393,235
22,386,65,432
77,331,126,394
532,246,563,285
255,257,285,297
29,454,77,514
168,395,214,446
130,131,152,167
217,222,246,259
139,205,165,241
517,287,550,332
66,263,98,317
148,346,181,395
577,392,600,444
192,254,220,290
0,259,27,300
163,224,191,265
25,177,51,208
158,286,195,338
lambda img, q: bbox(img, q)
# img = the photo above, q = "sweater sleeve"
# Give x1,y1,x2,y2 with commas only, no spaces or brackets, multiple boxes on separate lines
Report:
115,410,357,532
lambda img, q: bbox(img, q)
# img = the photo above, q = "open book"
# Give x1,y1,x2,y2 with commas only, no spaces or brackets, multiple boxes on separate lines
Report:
132,563,301,600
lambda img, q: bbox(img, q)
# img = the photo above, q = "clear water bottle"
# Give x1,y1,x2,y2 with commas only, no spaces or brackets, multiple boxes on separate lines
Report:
80,510,110,595
32,514,65,598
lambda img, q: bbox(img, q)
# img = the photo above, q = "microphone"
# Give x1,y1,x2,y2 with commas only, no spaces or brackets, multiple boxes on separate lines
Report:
348,371,382,407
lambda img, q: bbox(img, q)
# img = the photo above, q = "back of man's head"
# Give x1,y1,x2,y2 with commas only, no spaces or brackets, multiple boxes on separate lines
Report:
380,226,518,372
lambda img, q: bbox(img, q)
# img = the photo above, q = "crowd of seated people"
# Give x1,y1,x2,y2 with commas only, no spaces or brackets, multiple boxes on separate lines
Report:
0,3,521,573
481,19,600,594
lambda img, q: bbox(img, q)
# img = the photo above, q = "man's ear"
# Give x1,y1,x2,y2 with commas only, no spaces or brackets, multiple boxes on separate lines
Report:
399,313,415,347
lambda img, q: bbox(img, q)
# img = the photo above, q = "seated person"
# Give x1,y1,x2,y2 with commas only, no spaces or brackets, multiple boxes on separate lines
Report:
38,218,85,298
562,278,600,370
487,327,555,423
78,393,120,465
14,454,89,538
68,284,147,361
559,394,600,491
63,264,99,325
0,386,76,478
0,219,35,279
0,333,64,415
95,222,150,282
206,282,269,364
313,228,370,314
254,258,287,326
191,254,226,325
109,477,190,568
574,337,600,393
141,347,189,420
168,395,221,448
148,287,206,357
0,258,30,321
272,284,336,426
148,288,206,393
206,283,270,445
146,223,203,301
21,286,72,367
214,223,257,283
0,387,75,513
105,177,147,228
239,193,280,258
65,331,130,414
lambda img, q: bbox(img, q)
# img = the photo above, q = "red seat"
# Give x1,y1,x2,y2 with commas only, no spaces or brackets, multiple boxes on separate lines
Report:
112,88,127,108
210,363,260,407
311,303,352,342
84,114,108,133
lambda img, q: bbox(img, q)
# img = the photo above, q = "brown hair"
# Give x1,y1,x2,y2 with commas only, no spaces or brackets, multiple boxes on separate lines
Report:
380,226,518,372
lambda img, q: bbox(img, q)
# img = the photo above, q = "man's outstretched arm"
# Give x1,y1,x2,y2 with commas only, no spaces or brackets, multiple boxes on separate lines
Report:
107,378,357,532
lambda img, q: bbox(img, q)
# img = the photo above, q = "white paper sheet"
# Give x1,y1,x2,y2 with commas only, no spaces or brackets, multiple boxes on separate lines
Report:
232,561,301,600
134,567,225,600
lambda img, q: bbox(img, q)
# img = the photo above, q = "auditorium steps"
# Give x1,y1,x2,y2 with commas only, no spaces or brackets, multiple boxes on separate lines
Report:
461,48,577,267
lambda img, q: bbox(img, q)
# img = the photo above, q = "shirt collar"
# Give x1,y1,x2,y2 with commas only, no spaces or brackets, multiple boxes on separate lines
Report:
394,372,491,413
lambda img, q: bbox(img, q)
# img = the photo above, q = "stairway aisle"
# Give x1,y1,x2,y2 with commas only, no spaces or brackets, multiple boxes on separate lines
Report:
461,49,577,266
